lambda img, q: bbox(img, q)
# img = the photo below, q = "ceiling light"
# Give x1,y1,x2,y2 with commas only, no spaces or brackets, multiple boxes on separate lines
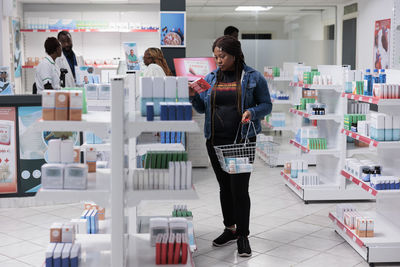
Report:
235,6,273,12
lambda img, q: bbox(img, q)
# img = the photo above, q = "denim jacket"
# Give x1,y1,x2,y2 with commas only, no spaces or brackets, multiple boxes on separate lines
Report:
191,64,272,140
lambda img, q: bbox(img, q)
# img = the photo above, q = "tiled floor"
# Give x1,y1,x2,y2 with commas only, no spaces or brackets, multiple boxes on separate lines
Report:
0,159,398,266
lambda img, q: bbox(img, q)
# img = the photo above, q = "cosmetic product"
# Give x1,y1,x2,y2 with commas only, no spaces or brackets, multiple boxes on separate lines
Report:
50,223,63,243
60,140,74,164
146,102,154,121
86,147,97,173
152,77,165,116
64,164,88,190
164,77,177,102
169,217,188,236
70,243,81,267
46,243,57,267
85,84,98,100
177,77,189,102
69,91,82,121
48,139,61,163
53,243,64,267
42,164,64,189
140,77,153,116
43,90,56,120
98,84,111,100
61,243,72,267
55,91,69,121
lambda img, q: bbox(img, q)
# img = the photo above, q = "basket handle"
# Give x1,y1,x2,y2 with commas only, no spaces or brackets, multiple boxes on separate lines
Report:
233,120,257,144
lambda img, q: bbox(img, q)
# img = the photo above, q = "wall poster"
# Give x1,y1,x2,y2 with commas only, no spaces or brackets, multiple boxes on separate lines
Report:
160,12,186,47
374,19,391,69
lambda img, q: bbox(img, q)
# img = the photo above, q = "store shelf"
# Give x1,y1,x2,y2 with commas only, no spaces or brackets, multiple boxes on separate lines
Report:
35,172,110,207
261,120,291,131
87,99,111,107
341,169,400,197
346,142,376,157
309,84,343,92
271,99,293,105
21,28,159,33
281,170,303,194
341,92,400,114
22,65,35,69
81,143,111,151
35,111,110,138
136,143,185,155
266,77,292,82
329,211,400,263
126,186,198,206
127,233,194,267
289,82,312,88
128,115,200,138
289,139,340,157
341,128,400,149
289,108,341,122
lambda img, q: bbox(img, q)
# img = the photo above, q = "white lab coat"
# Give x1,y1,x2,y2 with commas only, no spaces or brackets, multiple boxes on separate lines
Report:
35,55,60,94
142,63,166,77
55,52,84,87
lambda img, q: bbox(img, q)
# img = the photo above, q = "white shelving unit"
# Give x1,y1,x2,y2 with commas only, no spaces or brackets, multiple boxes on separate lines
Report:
282,65,373,202
329,70,400,264
34,75,199,266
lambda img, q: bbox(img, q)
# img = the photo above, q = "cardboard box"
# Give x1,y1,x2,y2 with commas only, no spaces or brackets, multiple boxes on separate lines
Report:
50,222,63,243
366,218,374,237
69,91,82,121
42,90,56,120
55,91,69,120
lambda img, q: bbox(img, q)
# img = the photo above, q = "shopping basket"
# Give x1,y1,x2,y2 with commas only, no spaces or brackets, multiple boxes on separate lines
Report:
255,137,280,168
214,121,269,174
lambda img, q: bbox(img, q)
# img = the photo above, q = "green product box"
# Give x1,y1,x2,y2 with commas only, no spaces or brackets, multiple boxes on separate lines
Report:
144,153,151,169
167,153,173,166
177,152,183,161
172,152,178,162
161,153,167,169
182,152,188,161
155,152,162,169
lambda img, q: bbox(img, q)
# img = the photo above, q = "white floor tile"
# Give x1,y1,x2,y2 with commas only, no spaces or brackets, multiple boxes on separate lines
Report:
17,251,45,267
289,235,343,252
265,244,320,263
237,254,296,267
325,243,365,262
309,228,345,242
0,253,11,263
276,221,322,235
6,226,48,241
256,228,306,244
204,245,258,265
248,236,284,253
0,241,43,259
0,259,32,267
193,254,233,267
0,233,24,247
294,252,362,267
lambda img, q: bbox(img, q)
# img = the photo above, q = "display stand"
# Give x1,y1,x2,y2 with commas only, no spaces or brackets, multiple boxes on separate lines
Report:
34,75,199,266
282,65,373,202
328,69,400,264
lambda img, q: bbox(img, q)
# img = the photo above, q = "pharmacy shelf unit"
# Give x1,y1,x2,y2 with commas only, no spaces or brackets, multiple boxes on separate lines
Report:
331,69,400,264
21,29,158,33
284,65,373,202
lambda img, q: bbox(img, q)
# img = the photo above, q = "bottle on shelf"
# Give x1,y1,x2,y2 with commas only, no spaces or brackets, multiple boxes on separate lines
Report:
373,69,380,84
379,69,386,84
363,69,372,96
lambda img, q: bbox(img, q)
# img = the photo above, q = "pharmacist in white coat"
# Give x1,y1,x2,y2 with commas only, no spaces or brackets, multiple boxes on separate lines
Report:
142,48,173,77
56,31,84,87
34,37,62,94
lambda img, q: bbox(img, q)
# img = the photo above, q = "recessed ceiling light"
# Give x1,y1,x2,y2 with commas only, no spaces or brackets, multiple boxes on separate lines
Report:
235,6,273,12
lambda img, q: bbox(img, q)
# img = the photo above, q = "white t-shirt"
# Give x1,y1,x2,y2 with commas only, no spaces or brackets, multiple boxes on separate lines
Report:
35,55,60,94
142,63,166,77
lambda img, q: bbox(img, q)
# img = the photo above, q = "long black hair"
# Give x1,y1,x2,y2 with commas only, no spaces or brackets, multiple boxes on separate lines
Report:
212,35,245,113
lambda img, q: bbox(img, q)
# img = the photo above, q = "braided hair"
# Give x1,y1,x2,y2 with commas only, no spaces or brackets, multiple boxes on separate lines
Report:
145,48,173,76
212,35,245,113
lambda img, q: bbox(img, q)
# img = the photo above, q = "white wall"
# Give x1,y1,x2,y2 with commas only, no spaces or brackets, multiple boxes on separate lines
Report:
284,14,325,40
356,0,393,69
186,18,286,57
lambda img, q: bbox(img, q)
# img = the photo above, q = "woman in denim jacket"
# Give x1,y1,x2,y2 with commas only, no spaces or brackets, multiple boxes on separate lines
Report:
190,35,272,257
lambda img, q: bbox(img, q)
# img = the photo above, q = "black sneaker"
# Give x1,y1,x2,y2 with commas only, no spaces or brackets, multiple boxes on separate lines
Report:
237,236,252,257
212,228,237,247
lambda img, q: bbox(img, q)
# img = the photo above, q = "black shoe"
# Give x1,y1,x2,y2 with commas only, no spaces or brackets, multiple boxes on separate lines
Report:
237,236,252,257
212,228,237,247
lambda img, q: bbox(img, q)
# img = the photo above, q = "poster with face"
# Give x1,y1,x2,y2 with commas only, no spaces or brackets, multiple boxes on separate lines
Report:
76,66,99,85
374,19,391,70
123,42,140,70
160,12,185,47
12,19,22,78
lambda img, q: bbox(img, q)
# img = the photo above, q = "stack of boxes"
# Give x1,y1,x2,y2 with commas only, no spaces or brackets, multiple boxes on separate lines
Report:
71,203,105,235
336,204,374,238
266,113,286,127
85,84,111,100
284,160,319,186
42,90,83,121
373,84,400,99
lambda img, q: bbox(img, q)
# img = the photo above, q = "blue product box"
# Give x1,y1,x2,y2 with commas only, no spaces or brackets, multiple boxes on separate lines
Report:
178,97,189,103
85,132,94,144
390,181,395,190
167,103,177,121
161,132,166,143
374,128,385,141
53,243,64,267
160,102,168,121
70,244,81,267
146,103,154,121
395,181,400,190
46,243,57,267
184,103,192,120
171,132,176,143
177,103,185,120
166,132,170,143
177,132,181,144
291,170,298,179
141,98,152,116
91,210,98,234
61,243,72,267
94,134,103,144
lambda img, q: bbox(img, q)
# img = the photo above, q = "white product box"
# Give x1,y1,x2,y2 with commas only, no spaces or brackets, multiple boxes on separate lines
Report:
140,77,153,98
143,169,149,190
64,164,88,190
164,77,177,99
177,77,189,99
179,161,186,190
174,161,181,190
62,223,75,243
153,77,165,98
61,243,72,267
85,84,98,100
98,84,111,100
168,217,188,236
42,164,64,189
53,243,64,267
60,140,74,164
149,217,169,247
186,161,192,189
149,169,154,190
71,218,87,234
48,139,61,163
138,170,144,190
46,243,57,266
169,161,175,190
70,243,81,267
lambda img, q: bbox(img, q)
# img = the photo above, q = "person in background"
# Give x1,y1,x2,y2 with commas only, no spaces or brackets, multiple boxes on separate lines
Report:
56,31,84,87
189,35,272,257
35,37,62,94
224,26,239,40
143,47,173,77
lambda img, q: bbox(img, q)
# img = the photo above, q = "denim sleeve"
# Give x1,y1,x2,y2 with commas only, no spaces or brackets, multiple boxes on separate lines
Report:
247,73,273,120
190,92,206,114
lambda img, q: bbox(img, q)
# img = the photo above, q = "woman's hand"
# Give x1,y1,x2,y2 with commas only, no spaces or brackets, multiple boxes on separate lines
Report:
242,110,251,123
188,82,196,97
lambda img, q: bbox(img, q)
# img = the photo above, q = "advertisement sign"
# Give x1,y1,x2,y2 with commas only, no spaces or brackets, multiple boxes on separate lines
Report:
374,19,391,69
0,66,13,95
0,107,18,194
123,42,140,70
173,57,217,81
12,19,22,78
160,12,185,47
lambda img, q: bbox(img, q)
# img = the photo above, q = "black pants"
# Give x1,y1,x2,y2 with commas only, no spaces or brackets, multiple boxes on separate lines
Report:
206,137,256,237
